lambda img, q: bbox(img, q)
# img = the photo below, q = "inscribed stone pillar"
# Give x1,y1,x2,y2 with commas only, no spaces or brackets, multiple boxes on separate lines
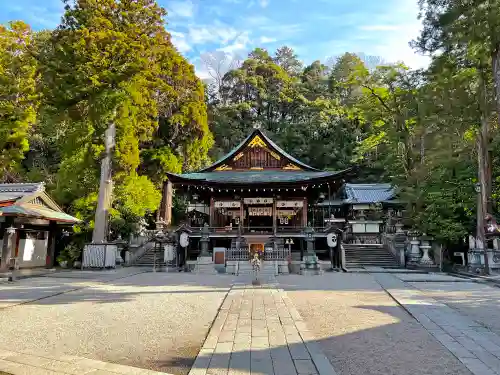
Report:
165,180,173,226
1,225,16,271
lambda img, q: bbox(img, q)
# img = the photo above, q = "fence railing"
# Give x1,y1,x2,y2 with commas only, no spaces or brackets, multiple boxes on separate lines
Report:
264,247,290,261
187,225,336,235
226,247,250,261
226,246,291,261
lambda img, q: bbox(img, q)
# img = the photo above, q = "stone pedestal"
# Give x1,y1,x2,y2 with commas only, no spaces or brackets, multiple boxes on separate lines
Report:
419,237,436,266
277,260,289,274
468,248,500,272
194,256,217,274
226,260,238,275
394,232,407,266
408,237,421,266
300,254,323,275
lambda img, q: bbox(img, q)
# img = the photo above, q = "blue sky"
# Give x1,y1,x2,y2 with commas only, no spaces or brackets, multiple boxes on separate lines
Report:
0,0,429,79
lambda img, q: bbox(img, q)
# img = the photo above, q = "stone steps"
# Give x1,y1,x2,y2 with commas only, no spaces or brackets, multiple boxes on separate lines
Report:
344,244,400,268
134,250,166,267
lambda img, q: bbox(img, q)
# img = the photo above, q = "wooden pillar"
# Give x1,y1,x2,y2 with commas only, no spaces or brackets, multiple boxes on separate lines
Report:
239,199,244,231
272,198,277,234
209,197,214,227
302,198,308,227
46,221,58,268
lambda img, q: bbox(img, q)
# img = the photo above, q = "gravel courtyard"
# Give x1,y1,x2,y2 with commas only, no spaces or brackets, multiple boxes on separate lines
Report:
0,269,233,375
2,269,500,375
279,273,473,375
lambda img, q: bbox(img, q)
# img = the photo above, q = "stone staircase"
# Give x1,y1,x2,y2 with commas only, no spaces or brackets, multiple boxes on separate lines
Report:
133,243,165,267
343,244,400,269
237,260,278,277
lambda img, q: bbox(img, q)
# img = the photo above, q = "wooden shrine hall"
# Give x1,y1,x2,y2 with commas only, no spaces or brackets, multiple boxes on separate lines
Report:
157,128,358,271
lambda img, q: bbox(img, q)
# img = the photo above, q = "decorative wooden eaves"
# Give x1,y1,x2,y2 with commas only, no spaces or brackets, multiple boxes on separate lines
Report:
200,129,320,172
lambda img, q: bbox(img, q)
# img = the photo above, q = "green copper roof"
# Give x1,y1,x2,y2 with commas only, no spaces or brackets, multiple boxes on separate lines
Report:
200,129,319,172
0,204,80,223
168,170,349,185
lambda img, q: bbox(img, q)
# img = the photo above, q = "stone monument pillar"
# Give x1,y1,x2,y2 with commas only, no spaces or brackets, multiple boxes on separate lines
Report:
83,122,117,269
407,232,421,267
194,224,216,274
0,224,16,272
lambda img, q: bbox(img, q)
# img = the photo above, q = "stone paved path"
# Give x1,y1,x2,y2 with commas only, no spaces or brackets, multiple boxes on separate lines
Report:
375,273,500,375
189,285,337,375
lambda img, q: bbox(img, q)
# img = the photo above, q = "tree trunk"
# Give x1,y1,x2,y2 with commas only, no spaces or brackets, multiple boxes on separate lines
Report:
477,126,489,274
491,45,500,130
478,68,491,273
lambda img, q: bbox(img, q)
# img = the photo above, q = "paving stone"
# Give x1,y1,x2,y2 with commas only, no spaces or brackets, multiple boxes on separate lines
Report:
289,343,311,360
273,359,297,375
232,342,251,352
251,328,268,337
218,330,236,343
229,352,251,373
251,337,269,349
191,349,213,371
208,353,231,372
286,333,302,345
234,333,252,343
283,325,299,336
191,285,335,375
294,359,318,375
250,358,274,375
236,325,252,334
460,357,497,375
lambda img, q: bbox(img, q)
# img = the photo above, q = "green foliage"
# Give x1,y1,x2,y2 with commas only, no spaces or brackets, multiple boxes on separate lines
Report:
56,243,82,266
26,0,211,238
0,21,38,182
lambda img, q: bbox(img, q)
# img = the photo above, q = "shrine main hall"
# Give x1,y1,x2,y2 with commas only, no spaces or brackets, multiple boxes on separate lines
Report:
157,128,399,272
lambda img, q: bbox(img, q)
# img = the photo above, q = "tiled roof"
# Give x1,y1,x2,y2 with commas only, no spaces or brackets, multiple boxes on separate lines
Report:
0,183,80,223
344,183,395,203
0,183,44,194
0,204,80,223
168,170,348,184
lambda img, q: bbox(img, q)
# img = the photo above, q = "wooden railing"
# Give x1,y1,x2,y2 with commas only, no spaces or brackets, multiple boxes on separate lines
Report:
263,247,290,261
226,246,291,261
186,225,335,235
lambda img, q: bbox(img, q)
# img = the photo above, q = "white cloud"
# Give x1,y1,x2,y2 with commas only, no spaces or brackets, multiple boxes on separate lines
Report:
170,31,192,53
360,25,400,31
218,32,251,54
260,36,277,44
259,0,270,7
349,0,429,69
167,0,195,18
188,23,240,45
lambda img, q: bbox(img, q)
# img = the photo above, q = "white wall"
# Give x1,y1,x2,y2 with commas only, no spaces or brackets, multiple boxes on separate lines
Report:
18,232,48,268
